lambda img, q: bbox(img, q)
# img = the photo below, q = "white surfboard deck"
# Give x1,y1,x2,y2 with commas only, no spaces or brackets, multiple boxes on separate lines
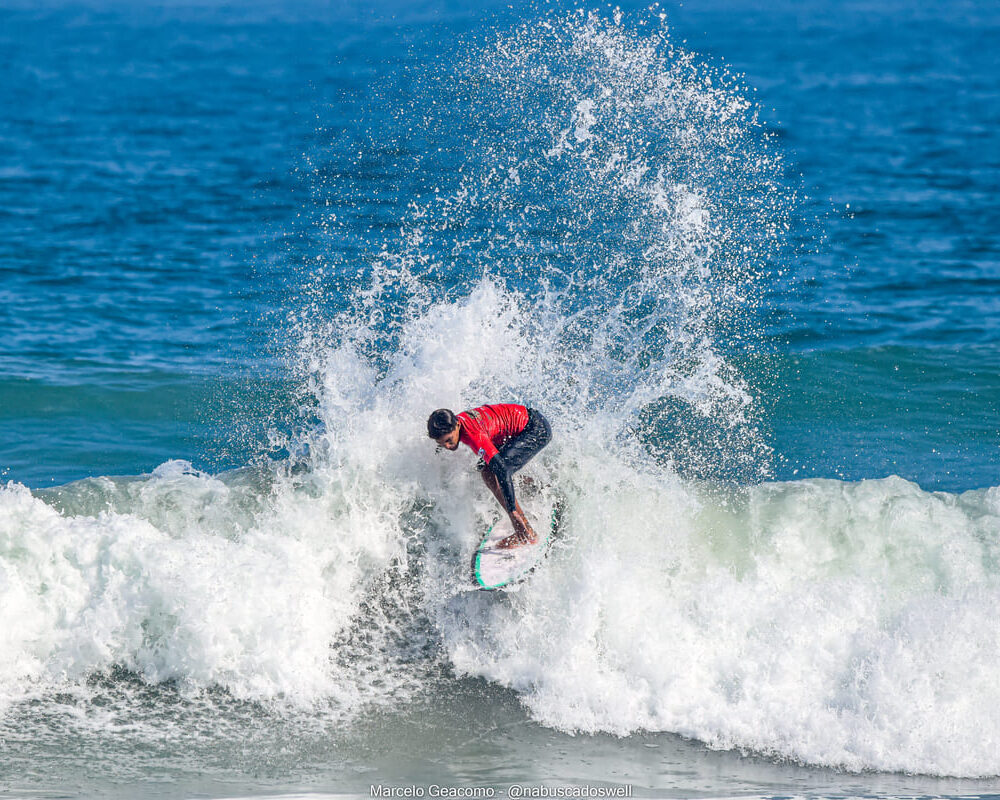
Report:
472,504,560,590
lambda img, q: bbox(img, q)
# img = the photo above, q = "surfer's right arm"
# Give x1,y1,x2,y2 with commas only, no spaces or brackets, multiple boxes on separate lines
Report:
458,420,519,511
484,453,517,512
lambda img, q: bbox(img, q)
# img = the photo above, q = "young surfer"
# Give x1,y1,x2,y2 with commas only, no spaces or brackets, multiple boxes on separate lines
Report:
427,404,552,549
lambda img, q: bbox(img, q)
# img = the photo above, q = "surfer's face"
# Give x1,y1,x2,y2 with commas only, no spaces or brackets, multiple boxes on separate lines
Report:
435,425,461,451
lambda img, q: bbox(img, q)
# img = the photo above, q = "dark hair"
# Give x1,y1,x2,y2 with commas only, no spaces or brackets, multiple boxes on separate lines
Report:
427,408,458,438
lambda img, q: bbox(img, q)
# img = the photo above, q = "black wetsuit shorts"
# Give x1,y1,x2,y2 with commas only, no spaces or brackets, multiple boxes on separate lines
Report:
499,408,552,472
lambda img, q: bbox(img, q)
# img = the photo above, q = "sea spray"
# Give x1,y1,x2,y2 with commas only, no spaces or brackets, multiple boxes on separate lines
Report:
302,10,785,483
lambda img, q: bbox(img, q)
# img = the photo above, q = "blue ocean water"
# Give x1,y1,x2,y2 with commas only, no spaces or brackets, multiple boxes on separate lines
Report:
2,0,1000,797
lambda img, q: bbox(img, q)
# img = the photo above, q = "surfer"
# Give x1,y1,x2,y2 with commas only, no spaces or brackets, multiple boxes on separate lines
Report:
427,404,552,549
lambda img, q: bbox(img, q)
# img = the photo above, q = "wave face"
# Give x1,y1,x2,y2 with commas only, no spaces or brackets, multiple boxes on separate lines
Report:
3,9,1000,783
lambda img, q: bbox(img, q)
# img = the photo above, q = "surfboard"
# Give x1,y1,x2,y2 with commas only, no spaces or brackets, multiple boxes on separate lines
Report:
472,502,562,590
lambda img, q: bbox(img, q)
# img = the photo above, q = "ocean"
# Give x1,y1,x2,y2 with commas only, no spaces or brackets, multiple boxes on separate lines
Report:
1,0,999,797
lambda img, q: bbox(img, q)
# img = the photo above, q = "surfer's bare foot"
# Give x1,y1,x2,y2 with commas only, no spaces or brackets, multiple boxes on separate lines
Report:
497,510,537,549
496,529,538,549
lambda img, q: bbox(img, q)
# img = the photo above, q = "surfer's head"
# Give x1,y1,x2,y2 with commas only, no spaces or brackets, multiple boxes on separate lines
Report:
428,408,461,450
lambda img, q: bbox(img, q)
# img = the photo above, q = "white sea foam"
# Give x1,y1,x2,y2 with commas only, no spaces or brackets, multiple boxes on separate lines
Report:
5,439,1000,774
0,452,412,715
440,465,1000,776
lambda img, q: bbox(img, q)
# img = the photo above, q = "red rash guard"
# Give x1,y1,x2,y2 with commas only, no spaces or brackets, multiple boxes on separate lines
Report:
457,404,529,464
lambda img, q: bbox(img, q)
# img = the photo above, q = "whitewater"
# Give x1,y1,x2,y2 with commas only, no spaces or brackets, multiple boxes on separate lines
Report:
2,5,1000,795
